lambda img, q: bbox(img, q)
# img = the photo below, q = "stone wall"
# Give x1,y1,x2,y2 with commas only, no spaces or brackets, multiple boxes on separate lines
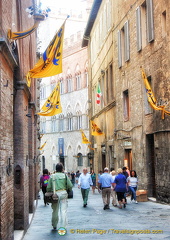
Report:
87,0,170,203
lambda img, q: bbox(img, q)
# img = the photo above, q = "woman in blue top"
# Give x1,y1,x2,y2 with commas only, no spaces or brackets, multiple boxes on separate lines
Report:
91,170,96,194
114,168,128,209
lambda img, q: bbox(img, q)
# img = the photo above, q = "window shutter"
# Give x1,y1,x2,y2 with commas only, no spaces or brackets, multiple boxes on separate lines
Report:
118,30,122,68
146,0,154,42
124,21,130,62
136,6,142,51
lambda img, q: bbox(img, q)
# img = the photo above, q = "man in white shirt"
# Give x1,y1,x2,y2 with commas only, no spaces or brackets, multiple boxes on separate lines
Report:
78,168,93,207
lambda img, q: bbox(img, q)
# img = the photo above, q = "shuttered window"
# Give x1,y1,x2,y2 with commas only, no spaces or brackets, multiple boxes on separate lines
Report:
146,0,154,42
136,6,142,51
124,21,130,62
118,30,122,68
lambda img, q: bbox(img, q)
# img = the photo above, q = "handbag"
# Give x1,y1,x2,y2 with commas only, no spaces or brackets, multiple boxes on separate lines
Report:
45,174,59,203
65,174,73,199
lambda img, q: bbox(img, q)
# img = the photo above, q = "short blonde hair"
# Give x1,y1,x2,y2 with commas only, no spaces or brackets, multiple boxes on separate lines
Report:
111,170,116,176
117,168,123,174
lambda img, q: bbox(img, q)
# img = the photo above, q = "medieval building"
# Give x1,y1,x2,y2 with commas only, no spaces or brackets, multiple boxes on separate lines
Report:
38,1,93,174
83,0,170,203
0,0,41,239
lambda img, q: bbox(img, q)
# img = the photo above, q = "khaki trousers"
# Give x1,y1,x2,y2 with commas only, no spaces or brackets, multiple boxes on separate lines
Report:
102,188,111,206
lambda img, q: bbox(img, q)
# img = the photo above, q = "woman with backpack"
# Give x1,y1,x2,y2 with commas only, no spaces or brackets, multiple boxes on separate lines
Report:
40,169,50,206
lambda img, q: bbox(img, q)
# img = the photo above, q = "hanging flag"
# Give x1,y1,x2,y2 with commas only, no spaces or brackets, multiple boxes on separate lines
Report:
7,21,40,40
96,83,101,104
80,130,91,144
26,18,68,87
90,120,104,136
37,82,62,116
38,141,47,150
141,68,156,105
88,145,95,151
141,68,170,119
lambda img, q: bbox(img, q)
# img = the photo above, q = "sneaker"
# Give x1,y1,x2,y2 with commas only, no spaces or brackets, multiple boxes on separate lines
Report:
135,201,138,204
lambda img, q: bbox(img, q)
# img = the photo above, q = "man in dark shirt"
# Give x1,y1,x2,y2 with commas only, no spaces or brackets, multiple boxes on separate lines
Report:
122,167,129,203
71,171,75,186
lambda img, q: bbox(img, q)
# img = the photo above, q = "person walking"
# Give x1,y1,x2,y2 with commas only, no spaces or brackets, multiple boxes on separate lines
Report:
122,166,129,203
40,169,50,206
91,170,97,194
111,170,117,207
46,163,73,230
98,167,114,210
78,168,93,207
128,170,138,203
71,171,75,186
75,170,81,184
114,168,128,209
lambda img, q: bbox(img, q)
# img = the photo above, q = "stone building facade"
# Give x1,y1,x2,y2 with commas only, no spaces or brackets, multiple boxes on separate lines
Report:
38,0,93,174
83,0,170,203
0,0,40,239
39,31,90,174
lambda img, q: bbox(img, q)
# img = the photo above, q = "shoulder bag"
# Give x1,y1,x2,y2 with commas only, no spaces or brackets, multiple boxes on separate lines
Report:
45,174,59,203
65,174,73,199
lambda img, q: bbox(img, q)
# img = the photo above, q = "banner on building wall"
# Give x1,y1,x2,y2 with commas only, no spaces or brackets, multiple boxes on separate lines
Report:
90,120,104,136
37,82,62,116
26,18,68,87
58,138,64,156
141,68,170,119
80,130,91,144
7,21,40,40
38,141,47,150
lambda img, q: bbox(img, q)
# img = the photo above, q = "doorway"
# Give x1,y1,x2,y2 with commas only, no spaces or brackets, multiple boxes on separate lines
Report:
124,149,132,170
146,134,156,197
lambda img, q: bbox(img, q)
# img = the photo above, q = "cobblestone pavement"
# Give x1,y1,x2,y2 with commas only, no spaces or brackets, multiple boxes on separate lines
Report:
23,185,170,240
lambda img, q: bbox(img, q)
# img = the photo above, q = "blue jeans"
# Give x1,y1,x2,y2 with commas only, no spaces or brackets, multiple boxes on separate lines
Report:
129,186,137,201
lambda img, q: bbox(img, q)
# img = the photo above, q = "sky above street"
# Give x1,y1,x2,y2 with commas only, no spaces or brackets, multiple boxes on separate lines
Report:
40,0,86,13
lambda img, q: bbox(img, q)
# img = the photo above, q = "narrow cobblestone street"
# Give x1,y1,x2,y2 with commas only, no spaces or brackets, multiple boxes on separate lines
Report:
20,185,170,240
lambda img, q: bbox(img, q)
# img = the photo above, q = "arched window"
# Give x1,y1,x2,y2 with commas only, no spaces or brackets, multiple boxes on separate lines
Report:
67,113,73,131
76,72,81,90
59,79,64,94
67,75,72,92
77,153,83,166
40,85,46,99
76,111,82,130
59,114,64,132
51,116,57,132
85,71,88,87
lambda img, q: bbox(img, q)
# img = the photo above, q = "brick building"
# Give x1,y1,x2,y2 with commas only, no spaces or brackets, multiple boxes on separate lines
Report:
83,0,170,203
0,0,40,239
